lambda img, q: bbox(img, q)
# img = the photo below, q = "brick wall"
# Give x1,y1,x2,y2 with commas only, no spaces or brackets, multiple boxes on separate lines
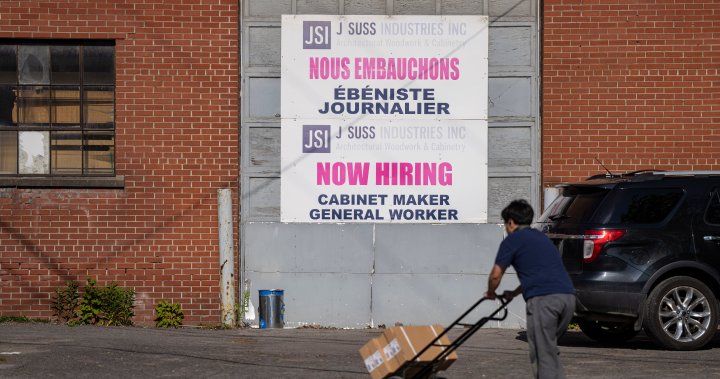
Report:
543,0,720,185
0,1,239,325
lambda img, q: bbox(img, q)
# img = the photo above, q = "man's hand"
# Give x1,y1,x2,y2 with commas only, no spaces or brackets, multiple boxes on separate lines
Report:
500,290,516,301
486,291,513,301
499,286,522,301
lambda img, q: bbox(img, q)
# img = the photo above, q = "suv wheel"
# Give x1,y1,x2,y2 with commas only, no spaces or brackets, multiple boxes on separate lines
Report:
643,276,718,350
577,320,638,344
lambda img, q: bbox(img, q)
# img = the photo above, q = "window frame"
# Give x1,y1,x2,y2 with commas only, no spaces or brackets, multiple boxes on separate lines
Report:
0,39,121,188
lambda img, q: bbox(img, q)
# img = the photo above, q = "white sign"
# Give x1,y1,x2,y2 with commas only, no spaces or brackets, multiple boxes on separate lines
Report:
281,15,489,223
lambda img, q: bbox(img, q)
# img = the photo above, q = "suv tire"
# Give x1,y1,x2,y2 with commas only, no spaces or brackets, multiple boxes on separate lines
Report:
643,276,718,350
577,320,638,344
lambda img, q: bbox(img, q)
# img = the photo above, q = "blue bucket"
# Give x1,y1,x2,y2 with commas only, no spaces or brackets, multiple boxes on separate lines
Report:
258,289,284,328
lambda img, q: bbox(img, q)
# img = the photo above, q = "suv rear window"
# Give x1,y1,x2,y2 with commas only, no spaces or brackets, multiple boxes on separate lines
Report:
602,188,684,224
538,187,610,224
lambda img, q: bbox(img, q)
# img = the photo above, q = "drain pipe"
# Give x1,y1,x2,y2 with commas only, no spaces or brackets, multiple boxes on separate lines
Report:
218,188,236,327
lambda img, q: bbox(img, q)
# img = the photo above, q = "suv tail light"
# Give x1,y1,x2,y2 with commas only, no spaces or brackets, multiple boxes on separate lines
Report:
583,229,625,263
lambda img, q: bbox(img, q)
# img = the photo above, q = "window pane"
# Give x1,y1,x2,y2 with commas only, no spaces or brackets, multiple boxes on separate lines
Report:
19,45,50,85
51,46,80,84
16,86,50,125
0,131,17,174
0,85,18,126
51,130,82,174
83,46,115,85
84,86,114,128
52,86,80,126
0,45,17,84
705,190,720,225
84,132,114,174
19,131,49,174
538,187,609,224
608,189,684,224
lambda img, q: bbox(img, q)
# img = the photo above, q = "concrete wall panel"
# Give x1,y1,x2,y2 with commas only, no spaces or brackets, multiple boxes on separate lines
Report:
248,27,281,67
489,77,532,118
489,127,532,168
374,224,503,274
248,177,280,218
490,26,532,68
247,272,372,327
440,0,485,15
247,0,292,17
344,0,386,15
248,127,281,171
371,272,525,327
246,223,374,273
488,176,532,220
248,77,280,119
490,0,533,17
297,0,339,14
394,0,436,15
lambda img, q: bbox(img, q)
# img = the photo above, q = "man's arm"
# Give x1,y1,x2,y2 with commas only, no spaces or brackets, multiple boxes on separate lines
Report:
485,264,506,299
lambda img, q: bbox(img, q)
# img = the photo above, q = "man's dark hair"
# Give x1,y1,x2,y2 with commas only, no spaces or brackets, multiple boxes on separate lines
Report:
501,199,534,225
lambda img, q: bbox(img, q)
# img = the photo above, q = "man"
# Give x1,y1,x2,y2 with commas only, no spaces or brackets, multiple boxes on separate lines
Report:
485,199,575,379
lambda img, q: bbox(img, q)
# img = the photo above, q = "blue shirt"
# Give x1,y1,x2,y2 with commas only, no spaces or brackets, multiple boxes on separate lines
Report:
495,227,575,300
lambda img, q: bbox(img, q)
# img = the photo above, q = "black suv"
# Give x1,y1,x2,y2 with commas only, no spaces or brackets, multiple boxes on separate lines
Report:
536,171,720,350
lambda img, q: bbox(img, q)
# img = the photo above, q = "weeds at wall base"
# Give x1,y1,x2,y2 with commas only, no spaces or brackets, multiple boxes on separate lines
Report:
51,278,135,327
0,316,50,324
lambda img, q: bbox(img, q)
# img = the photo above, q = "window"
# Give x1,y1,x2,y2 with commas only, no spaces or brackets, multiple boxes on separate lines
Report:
705,189,720,225
607,188,684,224
537,187,610,224
0,42,115,177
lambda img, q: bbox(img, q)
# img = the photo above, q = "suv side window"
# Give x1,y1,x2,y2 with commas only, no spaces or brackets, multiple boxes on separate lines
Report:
704,189,720,225
607,188,684,224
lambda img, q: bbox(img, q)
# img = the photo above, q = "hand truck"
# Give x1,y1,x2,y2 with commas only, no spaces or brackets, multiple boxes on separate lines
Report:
388,295,513,379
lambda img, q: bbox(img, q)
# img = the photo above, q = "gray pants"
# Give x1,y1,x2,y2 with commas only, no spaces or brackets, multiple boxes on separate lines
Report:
526,293,575,379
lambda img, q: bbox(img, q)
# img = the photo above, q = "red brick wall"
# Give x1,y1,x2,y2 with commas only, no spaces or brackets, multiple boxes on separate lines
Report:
543,0,720,185
0,1,239,325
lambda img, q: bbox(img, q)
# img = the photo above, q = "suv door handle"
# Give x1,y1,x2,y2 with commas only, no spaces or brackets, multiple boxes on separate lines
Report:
703,235,720,241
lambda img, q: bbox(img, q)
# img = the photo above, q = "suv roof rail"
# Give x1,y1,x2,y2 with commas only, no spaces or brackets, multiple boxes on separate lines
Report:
650,170,720,176
584,170,720,181
585,169,661,180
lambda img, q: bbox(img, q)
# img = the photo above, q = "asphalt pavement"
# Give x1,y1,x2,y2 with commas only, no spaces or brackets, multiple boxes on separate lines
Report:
2,322,720,378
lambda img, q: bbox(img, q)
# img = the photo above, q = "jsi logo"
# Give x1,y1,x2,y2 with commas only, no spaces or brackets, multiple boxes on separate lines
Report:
303,21,331,49
303,125,331,153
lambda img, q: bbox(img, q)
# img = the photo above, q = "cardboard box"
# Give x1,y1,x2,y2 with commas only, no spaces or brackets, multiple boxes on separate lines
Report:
358,334,398,379
382,325,458,371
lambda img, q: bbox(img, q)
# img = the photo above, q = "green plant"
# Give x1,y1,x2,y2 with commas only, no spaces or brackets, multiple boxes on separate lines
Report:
77,279,135,326
51,281,80,323
155,301,184,328
101,283,136,326
235,290,251,327
78,279,103,325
